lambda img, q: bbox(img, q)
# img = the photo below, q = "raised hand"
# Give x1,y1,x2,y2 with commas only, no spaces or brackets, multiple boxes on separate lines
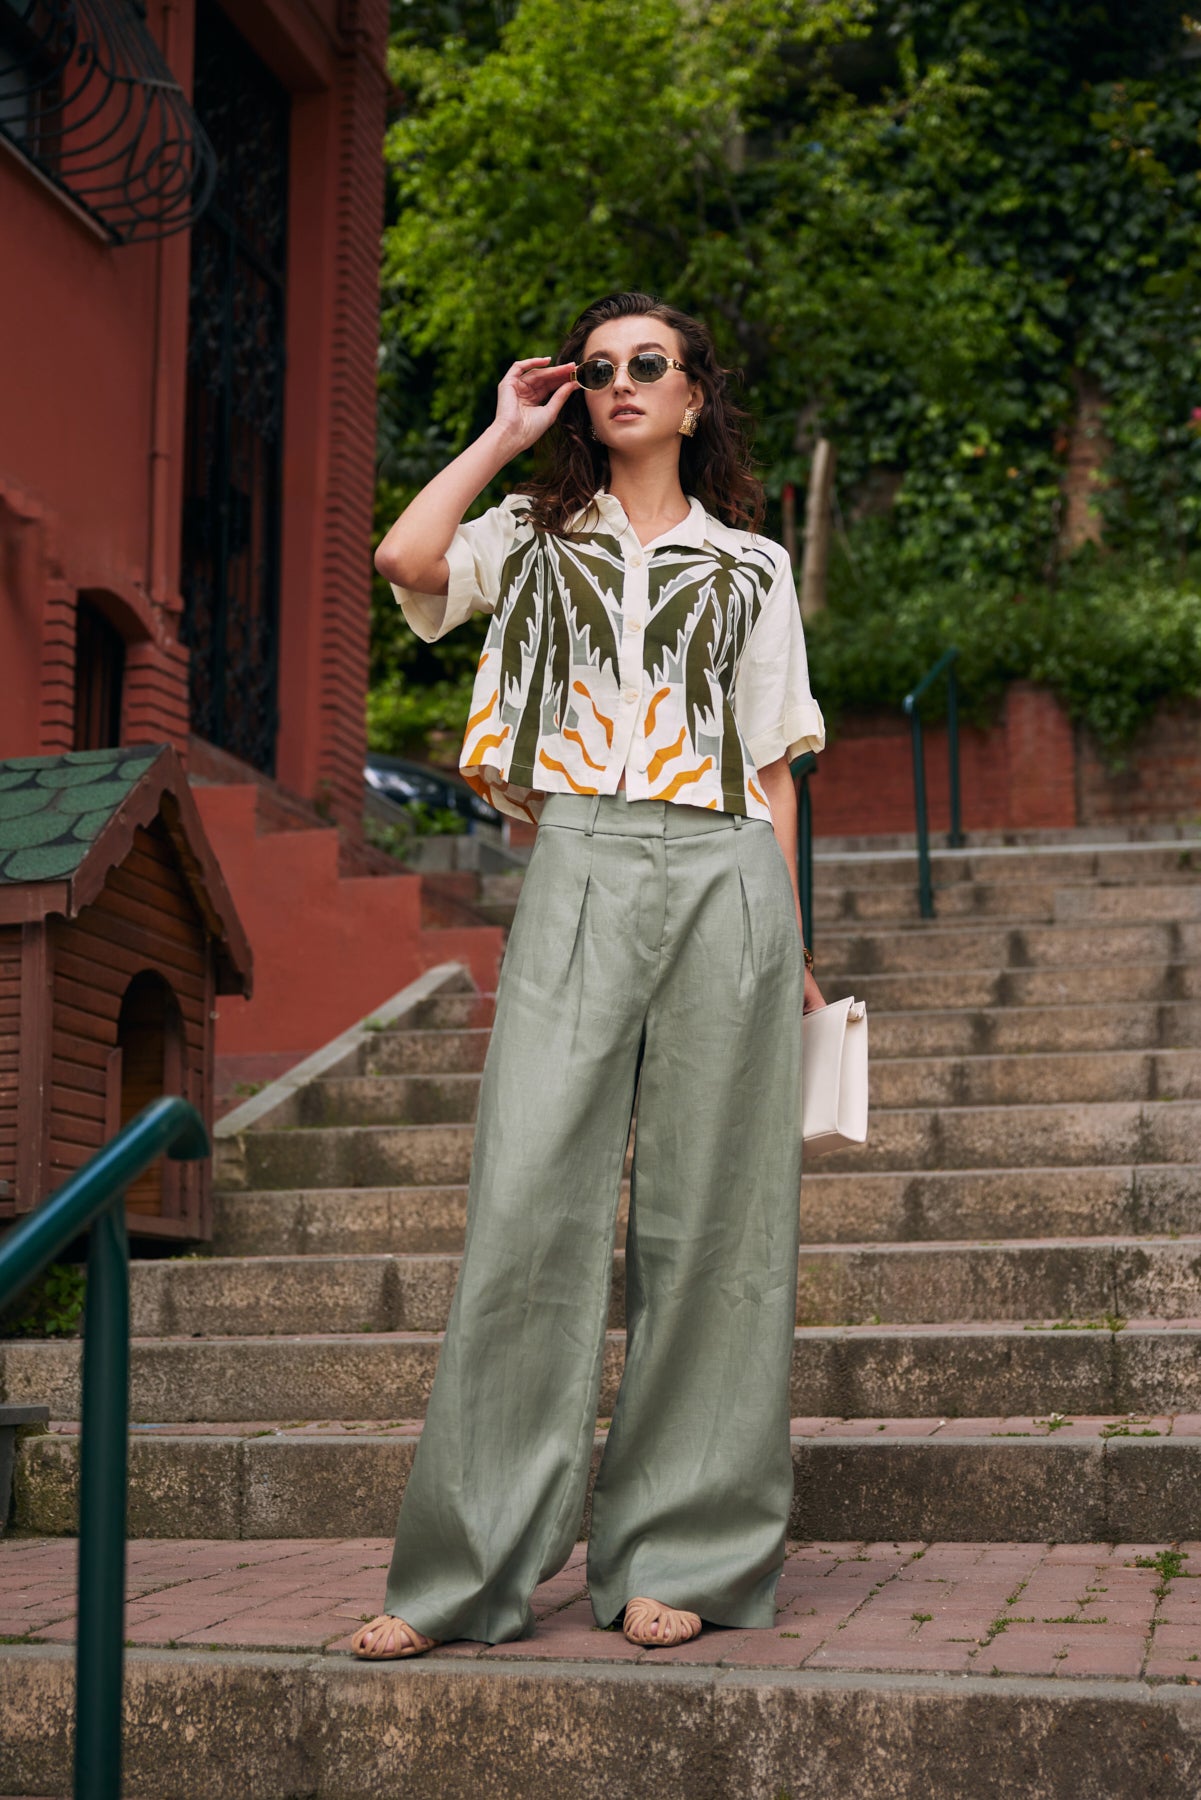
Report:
494,356,577,454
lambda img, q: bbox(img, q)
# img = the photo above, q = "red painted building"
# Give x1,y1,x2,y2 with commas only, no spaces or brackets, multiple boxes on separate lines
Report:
0,0,502,1089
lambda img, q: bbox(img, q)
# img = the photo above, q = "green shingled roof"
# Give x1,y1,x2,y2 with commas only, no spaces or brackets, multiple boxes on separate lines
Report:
0,747,163,885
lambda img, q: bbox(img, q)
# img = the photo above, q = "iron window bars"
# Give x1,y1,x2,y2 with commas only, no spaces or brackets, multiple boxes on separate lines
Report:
0,0,215,242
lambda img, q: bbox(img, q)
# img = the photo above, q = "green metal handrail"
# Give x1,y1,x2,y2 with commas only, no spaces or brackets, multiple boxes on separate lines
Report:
790,749,818,961
902,647,966,919
0,1098,209,1800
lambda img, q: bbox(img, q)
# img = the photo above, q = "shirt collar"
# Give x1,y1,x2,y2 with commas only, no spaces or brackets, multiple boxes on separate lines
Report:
578,490,741,555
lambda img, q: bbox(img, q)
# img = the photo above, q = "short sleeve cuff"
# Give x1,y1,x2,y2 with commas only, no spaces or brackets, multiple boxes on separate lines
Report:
389,529,482,643
745,699,827,771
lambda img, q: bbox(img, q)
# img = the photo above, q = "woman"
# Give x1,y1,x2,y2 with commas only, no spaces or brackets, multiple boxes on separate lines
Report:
352,290,826,1660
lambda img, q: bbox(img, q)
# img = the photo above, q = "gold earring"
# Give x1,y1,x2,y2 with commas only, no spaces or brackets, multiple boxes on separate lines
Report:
678,406,700,438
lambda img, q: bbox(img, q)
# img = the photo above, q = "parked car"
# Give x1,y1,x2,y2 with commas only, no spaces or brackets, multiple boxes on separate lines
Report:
364,752,500,831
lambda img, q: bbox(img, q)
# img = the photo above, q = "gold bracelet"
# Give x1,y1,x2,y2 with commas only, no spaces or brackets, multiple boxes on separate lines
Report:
803,945,814,971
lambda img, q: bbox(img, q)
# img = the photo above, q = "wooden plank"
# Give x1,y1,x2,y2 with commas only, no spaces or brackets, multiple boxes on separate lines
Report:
53,975,122,1026
49,1061,108,1099
104,861,201,929
15,924,50,1212
52,907,206,986
93,882,208,956
54,942,206,1005
50,1030,109,1072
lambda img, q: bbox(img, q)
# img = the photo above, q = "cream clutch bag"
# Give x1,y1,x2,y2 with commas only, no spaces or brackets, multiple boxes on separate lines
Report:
802,995,869,1152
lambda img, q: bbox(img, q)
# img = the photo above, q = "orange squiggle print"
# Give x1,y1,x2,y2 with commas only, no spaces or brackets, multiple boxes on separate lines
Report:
748,778,767,808
572,681,614,748
538,749,599,795
656,758,714,800
464,726,509,762
647,727,685,781
465,689,498,736
564,727,606,772
644,685,670,735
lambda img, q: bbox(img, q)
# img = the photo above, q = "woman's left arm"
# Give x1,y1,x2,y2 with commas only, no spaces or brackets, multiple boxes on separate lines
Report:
758,756,825,1014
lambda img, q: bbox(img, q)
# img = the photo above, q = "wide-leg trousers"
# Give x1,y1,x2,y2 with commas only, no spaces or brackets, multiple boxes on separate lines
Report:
381,790,805,1644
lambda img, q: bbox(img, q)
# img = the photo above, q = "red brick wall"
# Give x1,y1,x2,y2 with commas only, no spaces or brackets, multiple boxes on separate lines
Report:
811,682,1078,838
1078,699,1201,827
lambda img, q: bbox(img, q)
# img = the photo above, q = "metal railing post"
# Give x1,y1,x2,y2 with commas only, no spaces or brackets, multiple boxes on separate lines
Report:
946,661,964,848
903,646,962,919
908,707,934,919
0,1097,208,1800
75,1197,130,1800
791,750,817,960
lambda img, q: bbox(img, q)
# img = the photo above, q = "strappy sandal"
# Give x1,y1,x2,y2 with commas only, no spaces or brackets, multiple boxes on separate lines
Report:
622,1596,703,1647
351,1613,439,1660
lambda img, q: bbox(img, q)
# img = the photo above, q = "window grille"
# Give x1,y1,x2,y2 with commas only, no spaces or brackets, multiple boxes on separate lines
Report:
0,0,215,242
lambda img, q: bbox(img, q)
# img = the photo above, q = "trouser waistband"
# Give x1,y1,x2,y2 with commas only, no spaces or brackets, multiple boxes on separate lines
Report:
540,792,762,838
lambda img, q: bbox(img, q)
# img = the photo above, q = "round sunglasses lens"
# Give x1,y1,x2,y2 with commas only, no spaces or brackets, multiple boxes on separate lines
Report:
629,354,670,383
576,360,614,390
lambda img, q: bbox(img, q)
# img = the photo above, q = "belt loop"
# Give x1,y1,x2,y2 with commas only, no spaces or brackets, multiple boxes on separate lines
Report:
732,810,744,831
583,794,602,837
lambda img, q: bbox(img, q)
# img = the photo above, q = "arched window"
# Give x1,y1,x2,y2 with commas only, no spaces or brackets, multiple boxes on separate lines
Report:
115,970,184,1218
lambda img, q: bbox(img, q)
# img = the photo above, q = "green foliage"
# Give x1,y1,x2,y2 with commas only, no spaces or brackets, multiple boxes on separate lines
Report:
364,805,468,863
807,549,1201,759
373,0,1201,754
0,1262,86,1339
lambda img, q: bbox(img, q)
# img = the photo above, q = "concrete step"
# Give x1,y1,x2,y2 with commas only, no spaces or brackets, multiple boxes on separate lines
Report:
406,990,496,1031
5,1540,1201,1800
242,1095,1201,1195
870,1048,1201,1110
800,1165,1201,1244
120,1237,1201,1337
215,1121,478,1191
284,1048,1201,1127
210,1184,484,1256
9,1320,1201,1423
12,1415,1201,1544
363,1026,491,1076
215,1098,1201,1191
814,878,1201,929
809,1099,1201,1174
365,1004,1201,1077
811,836,1201,886
397,964,1201,1028
823,962,1201,1011
815,919,1201,977
863,1001,1201,1058
209,1164,1201,1257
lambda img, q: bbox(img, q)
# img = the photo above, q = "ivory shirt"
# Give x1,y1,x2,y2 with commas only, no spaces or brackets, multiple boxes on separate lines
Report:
391,489,826,824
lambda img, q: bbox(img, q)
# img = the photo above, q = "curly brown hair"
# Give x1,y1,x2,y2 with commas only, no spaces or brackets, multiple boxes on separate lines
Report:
519,291,765,535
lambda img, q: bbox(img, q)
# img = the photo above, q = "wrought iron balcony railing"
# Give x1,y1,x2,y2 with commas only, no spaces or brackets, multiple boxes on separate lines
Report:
0,0,216,242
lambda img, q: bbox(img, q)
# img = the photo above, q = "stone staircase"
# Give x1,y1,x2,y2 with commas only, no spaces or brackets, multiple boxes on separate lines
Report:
5,825,1201,1542
4,823,1201,1795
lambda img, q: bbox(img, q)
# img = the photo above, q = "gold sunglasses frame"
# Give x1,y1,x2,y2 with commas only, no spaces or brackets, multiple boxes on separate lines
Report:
573,353,688,392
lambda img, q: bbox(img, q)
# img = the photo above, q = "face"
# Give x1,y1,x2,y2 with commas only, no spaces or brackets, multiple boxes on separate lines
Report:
577,314,704,451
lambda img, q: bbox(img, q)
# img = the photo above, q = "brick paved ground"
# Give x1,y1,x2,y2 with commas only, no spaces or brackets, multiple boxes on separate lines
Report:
41,1410,1201,1440
4,1533,1201,1683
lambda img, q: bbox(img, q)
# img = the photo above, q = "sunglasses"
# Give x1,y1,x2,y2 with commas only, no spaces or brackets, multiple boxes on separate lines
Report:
573,352,688,392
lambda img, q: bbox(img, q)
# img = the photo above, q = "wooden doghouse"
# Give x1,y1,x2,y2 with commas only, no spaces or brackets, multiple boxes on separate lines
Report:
0,745,251,1241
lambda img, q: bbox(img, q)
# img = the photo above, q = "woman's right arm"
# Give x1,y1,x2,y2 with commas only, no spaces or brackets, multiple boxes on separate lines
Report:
374,355,576,596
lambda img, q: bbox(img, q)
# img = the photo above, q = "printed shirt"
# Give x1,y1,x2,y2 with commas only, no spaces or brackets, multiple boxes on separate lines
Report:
391,489,826,825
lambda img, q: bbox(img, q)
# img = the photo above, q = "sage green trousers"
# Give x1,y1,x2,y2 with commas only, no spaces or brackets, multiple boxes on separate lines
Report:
382,791,805,1643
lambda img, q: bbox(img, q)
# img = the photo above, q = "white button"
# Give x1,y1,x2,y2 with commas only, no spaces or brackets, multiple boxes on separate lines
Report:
626,619,642,633
622,688,638,704
629,552,644,567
